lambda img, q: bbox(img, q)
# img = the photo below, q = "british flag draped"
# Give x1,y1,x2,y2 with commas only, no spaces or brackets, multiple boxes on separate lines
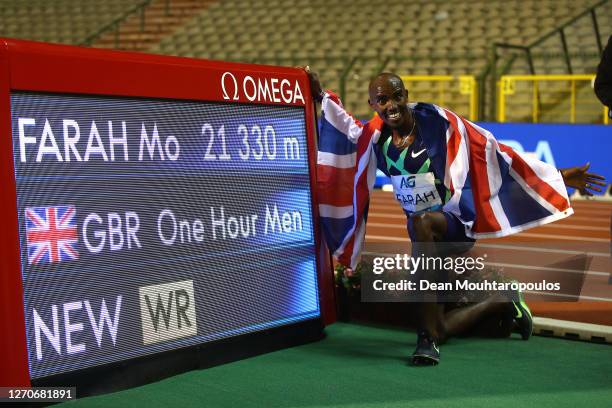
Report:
316,91,573,268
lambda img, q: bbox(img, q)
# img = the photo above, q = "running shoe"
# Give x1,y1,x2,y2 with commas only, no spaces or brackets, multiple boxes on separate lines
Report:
510,281,533,340
411,331,440,365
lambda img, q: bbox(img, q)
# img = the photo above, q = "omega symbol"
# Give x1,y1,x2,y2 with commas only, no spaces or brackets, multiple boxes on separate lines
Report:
221,72,239,101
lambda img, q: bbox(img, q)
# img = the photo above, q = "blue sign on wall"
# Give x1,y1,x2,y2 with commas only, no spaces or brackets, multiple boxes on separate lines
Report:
376,122,612,191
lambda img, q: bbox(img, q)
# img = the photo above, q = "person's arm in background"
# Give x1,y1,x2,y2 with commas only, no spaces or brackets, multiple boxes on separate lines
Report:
594,35,612,111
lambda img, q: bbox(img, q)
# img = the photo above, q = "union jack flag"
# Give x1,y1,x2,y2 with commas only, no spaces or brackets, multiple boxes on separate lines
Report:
317,91,573,268
25,205,79,264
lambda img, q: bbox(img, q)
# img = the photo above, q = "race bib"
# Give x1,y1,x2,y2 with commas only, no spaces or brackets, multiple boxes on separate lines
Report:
391,173,442,213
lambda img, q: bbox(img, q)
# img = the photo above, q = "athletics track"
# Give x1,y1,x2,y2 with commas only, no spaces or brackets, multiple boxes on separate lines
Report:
365,191,612,326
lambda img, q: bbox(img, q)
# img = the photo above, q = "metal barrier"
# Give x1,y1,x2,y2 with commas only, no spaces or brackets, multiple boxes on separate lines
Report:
498,74,609,124
400,75,478,121
489,0,608,121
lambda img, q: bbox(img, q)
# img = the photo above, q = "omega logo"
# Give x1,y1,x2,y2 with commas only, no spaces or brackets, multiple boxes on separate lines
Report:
220,71,305,105
221,72,239,101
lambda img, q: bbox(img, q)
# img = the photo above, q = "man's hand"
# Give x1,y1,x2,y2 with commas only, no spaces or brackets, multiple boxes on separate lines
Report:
302,66,324,102
561,163,607,196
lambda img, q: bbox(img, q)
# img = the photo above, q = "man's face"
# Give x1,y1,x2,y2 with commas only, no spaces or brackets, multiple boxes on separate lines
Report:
368,75,410,129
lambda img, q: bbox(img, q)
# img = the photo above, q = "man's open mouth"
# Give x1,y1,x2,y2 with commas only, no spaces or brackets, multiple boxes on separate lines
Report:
387,111,401,120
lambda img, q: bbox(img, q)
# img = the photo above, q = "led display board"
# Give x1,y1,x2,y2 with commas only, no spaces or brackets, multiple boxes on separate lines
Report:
0,38,333,386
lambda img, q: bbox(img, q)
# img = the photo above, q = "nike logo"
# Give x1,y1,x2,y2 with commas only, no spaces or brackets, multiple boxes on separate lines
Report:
411,148,426,158
513,302,522,319
433,343,440,354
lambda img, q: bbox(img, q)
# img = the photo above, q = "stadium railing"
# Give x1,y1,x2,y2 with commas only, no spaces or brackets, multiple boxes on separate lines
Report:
400,75,479,121
489,0,608,120
498,74,609,124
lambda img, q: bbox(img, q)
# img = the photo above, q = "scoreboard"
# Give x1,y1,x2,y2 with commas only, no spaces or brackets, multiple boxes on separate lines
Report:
0,39,334,387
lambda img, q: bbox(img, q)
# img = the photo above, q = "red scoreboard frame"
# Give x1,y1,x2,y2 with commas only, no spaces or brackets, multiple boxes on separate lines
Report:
0,38,335,387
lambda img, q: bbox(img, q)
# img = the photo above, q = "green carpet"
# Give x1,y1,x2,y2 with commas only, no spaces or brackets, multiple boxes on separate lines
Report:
61,323,612,408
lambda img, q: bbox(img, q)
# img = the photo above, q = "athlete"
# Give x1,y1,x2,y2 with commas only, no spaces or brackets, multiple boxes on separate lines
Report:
306,67,606,365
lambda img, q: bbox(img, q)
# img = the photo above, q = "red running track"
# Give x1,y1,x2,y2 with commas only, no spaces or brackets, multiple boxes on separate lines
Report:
365,190,612,325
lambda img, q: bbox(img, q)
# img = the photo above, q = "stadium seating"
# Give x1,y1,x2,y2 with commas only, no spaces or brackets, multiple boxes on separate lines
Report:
150,0,610,120
1,0,609,122
0,0,143,45
92,0,215,51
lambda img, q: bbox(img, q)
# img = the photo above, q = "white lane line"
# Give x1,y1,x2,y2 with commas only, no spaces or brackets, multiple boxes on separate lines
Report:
369,201,609,208
369,204,612,214
369,199,612,208
370,196,612,205
370,204,612,222
515,224,608,232
489,232,609,243
365,234,409,242
368,212,406,219
364,235,611,257
367,214,609,231
551,211,610,216
485,262,609,277
368,211,611,225
366,222,610,242
475,243,610,258
370,198,612,209
525,291,612,302
367,222,408,228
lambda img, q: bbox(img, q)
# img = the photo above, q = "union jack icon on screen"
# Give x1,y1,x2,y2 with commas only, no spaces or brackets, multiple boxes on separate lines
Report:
25,205,79,264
